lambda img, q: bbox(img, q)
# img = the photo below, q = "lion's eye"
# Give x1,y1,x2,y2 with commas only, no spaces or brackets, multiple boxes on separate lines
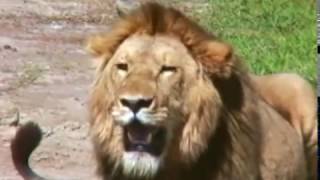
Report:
160,65,177,74
116,63,128,71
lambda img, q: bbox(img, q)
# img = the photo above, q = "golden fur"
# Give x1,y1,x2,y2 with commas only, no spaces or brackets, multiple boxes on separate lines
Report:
252,73,317,180
87,3,308,180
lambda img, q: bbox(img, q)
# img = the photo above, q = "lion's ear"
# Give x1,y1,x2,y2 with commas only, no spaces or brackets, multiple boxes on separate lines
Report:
197,41,234,78
86,34,122,71
85,36,112,69
86,35,109,57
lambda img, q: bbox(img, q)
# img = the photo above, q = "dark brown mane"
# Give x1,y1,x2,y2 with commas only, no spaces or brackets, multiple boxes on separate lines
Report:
87,2,236,78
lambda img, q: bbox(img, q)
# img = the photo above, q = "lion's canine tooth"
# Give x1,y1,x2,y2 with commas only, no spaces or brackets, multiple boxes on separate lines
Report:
127,132,134,142
147,133,152,144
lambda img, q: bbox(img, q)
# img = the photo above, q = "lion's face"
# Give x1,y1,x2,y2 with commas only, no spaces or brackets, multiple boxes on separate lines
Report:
90,34,223,178
107,35,196,175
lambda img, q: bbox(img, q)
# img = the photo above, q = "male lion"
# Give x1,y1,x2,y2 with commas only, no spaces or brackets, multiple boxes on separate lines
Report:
116,2,317,179
11,3,307,180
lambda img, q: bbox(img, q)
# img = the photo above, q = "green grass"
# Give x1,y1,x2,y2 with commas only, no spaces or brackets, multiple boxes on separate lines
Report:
197,0,316,86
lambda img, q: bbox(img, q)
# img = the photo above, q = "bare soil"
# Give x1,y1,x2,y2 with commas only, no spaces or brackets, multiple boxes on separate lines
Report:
0,0,203,179
0,0,114,179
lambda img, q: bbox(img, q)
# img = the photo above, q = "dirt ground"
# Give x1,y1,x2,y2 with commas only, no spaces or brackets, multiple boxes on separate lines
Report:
0,0,204,179
0,0,117,179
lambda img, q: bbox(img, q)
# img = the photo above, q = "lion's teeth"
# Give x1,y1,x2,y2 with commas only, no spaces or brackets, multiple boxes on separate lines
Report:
127,131,152,144
146,133,152,144
127,132,134,142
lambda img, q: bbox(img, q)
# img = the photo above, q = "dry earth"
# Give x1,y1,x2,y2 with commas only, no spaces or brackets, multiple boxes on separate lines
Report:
0,0,115,179
0,0,204,179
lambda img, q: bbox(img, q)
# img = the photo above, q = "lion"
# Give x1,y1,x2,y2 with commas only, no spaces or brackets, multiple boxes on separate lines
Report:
116,2,317,179
11,3,308,180
251,73,317,180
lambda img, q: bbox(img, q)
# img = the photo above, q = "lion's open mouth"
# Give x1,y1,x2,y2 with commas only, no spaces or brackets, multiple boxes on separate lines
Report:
123,121,166,156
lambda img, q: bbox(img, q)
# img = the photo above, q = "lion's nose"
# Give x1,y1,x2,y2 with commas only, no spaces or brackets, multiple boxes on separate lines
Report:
120,96,153,113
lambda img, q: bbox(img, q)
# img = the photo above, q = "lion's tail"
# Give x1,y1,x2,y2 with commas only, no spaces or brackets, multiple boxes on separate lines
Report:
10,121,46,180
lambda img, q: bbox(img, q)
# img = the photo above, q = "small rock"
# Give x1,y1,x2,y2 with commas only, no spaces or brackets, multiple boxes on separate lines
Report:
3,142,10,147
116,0,140,17
0,126,18,143
43,127,54,137
0,109,19,126
34,154,50,162
54,121,81,132
3,44,17,52
10,110,19,126
3,44,11,49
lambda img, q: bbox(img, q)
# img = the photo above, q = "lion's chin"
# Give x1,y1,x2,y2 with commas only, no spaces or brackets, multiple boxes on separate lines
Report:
122,152,161,178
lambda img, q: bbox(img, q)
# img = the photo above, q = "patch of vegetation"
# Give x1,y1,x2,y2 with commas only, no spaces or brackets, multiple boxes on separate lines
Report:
197,0,316,86
14,64,44,89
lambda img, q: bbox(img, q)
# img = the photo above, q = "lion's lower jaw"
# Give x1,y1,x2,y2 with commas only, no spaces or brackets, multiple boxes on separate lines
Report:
121,152,161,178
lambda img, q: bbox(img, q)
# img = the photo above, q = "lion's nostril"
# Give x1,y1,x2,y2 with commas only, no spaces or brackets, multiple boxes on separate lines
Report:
120,99,132,109
138,99,153,109
120,97,153,113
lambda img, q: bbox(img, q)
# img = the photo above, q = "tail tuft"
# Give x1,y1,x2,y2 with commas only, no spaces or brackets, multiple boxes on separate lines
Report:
11,121,45,180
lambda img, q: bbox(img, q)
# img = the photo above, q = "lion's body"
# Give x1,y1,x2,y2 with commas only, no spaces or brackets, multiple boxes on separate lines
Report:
86,3,307,180
10,3,309,180
252,73,317,180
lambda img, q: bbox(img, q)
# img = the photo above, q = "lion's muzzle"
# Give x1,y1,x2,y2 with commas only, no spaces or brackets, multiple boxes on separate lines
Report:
111,95,169,177
112,95,168,156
